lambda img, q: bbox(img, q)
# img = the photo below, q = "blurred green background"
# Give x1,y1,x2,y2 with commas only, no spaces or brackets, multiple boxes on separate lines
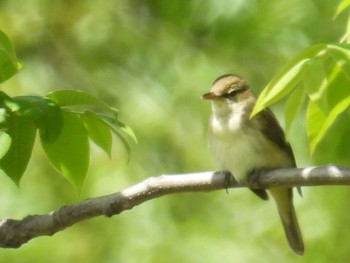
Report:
0,0,349,262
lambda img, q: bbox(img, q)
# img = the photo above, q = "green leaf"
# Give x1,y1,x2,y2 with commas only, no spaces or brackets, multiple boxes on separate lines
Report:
0,50,21,83
284,84,306,132
0,95,13,158
303,59,328,113
96,114,132,158
97,115,137,158
80,111,112,157
108,125,131,159
306,94,350,154
0,30,21,83
0,90,16,111
0,132,11,159
252,44,328,117
101,116,137,144
11,96,64,142
46,90,135,173
0,104,10,129
326,62,350,111
0,30,16,60
46,89,114,114
115,120,137,143
252,58,309,116
0,115,36,185
306,101,326,154
46,89,137,147
336,0,350,16
327,44,350,80
41,111,89,189
311,108,350,166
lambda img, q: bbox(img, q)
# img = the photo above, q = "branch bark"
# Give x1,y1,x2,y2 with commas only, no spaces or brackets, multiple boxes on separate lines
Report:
1,165,349,248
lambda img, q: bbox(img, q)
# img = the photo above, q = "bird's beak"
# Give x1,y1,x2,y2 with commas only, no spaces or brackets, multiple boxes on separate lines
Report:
201,92,219,100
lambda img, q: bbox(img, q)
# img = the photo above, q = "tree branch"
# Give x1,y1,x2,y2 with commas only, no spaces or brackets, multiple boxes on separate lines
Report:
1,165,349,248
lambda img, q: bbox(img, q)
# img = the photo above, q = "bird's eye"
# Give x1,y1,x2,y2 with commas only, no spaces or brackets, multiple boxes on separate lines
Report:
223,89,239,98
222,85,248,98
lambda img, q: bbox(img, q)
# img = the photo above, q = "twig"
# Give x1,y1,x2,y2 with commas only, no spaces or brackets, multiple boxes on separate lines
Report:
0,165,349,248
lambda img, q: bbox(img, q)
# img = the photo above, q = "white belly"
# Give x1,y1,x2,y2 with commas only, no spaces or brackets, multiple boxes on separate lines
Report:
208,113,292,183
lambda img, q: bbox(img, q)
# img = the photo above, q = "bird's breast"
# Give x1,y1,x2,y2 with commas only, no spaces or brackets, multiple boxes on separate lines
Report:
208,112,292,183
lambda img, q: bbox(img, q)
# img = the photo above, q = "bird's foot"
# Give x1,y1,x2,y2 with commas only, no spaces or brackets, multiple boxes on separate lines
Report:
248,169,269,201
220,170,236,194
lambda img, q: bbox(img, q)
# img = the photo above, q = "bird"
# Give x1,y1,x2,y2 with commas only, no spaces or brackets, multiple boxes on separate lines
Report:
201,74,304,255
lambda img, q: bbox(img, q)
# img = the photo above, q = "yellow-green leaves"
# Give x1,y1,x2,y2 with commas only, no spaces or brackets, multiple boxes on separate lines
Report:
251,59,310,117
0,30,21,83
47,89,136,154
41,112,89,189
252,43,350,154
11,96,64,142
336,0,350,17
81,112,112,157
0,132,11,159
0,115,36,185
0,94,64,184
44,90,136,188
0,90,136,189
251,44,328,116
336,1,350,44
284,85,305,132
0,31,135,189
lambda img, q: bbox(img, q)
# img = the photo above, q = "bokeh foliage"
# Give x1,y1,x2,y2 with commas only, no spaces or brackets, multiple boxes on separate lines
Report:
0,0,349,262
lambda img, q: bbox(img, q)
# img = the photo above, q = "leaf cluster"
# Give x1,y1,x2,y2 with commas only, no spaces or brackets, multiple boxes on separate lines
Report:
252,1,350,156
0,30,136,189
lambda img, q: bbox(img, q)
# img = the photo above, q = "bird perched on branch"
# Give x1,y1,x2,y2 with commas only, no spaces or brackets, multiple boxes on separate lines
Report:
202,74,304,255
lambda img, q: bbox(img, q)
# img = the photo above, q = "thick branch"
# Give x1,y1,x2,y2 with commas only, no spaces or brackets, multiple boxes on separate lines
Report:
1,165,349,248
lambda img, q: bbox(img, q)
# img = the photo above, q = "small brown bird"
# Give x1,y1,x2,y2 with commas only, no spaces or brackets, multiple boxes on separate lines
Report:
202,74,304,255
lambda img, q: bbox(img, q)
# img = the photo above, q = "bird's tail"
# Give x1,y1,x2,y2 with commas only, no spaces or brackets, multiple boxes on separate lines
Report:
270,187,304,255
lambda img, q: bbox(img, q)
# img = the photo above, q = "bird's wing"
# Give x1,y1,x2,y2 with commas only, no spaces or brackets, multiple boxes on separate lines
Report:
256,108,296,167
